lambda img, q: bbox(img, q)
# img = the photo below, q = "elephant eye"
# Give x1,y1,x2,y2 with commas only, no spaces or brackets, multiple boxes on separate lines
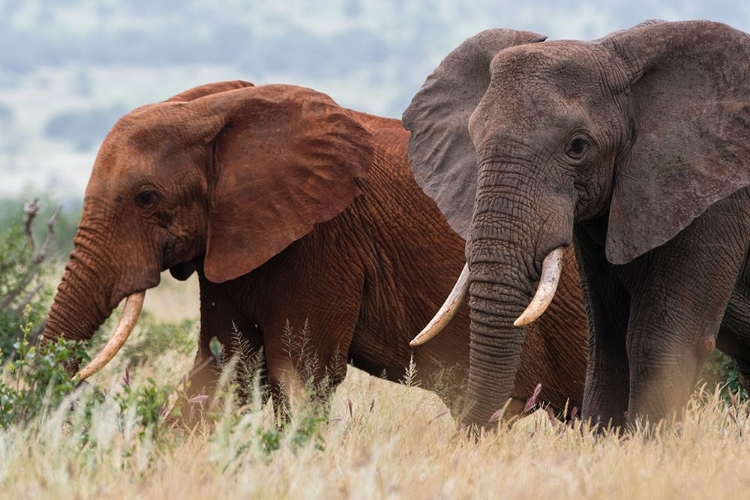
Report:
135,189,159,209
566,137,588,159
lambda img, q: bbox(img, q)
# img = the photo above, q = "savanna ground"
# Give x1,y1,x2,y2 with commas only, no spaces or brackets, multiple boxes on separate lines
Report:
1,210,750,499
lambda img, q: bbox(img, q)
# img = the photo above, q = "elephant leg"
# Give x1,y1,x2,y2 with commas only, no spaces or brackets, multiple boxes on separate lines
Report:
624,202,750,426
199,232,367,420
717,271,750,393
260,271,361,416
625,294,725,425
262,315,355,417
185,274,264,414
575,222,631,430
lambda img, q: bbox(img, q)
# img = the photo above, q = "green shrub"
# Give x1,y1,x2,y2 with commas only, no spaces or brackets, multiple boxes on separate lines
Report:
113,373,179,449
0,307,92,428
701,349,747,401
0,201,59,361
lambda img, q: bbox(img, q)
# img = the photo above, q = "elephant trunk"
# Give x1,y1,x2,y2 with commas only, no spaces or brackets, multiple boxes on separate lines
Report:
461,161,569,427
42,244,116,346
463,254,531,426
42,216,156,377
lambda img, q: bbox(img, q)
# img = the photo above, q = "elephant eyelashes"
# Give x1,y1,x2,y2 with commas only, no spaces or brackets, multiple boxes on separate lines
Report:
566,137,588,160
135,189,159,209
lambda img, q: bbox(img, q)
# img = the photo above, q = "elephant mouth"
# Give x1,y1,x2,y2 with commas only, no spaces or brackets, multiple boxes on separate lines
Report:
76,291,146,381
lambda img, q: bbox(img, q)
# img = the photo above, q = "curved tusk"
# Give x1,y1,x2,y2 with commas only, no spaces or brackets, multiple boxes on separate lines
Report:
514,247,564,327
76,292,145,381
410,263,470,347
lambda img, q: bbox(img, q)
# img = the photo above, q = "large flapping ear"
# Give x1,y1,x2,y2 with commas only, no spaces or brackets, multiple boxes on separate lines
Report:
165,80,254,102
196,84,373,283
402,29,546,238
601,21,750,264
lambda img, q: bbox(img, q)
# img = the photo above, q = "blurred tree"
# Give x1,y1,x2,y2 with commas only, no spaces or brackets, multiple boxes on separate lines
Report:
0,200,58,357
0,195,80,257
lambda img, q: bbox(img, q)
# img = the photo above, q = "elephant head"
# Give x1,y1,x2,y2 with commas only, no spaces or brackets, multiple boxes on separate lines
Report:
404,21,750,426
43,81,373,377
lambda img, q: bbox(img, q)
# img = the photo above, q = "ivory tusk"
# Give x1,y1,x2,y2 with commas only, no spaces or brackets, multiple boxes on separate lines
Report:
514,247,564,327
76,292,145,381
410,263,470,346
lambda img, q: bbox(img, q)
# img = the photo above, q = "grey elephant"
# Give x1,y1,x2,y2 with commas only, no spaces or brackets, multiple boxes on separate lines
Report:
404,20,750,429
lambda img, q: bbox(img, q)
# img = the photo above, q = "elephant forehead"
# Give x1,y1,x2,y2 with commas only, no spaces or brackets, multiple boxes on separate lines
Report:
490,40,603,76
90,145,164,183
92,122,192,179
488,41,617,102
470,92,586,151
472,46,620,147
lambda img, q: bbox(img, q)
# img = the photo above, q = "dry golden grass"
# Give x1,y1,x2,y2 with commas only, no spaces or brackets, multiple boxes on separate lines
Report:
143,272,200,323
3,273,750,499
3,365,750,500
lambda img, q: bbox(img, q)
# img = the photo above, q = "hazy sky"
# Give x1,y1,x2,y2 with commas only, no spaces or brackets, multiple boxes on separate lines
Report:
481,0,750,39
3,0,750,200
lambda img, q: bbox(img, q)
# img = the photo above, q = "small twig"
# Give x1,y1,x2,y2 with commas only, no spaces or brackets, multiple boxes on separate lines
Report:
23,199,40,252
33,206,61,265
0,201,61,311
426,409,451,427
0,276,33,310
14,282,45,314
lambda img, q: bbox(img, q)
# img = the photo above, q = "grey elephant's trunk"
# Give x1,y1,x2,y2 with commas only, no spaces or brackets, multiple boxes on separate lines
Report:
461,162,551,427
463,257,531,426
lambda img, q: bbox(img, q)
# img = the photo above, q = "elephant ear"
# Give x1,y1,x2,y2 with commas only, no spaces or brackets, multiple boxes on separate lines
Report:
402,29,546,238
198,84,373,283
165,80,254,102
602,21,750,264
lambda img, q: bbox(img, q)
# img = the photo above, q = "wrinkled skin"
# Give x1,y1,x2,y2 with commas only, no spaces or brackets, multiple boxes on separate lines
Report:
42,81,588,420
404,21,750,429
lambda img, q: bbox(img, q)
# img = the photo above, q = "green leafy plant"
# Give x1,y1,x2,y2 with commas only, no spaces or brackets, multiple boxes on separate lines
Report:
701,349,748,401
0,306,91,428
113,372,179,449
0,200,63,360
